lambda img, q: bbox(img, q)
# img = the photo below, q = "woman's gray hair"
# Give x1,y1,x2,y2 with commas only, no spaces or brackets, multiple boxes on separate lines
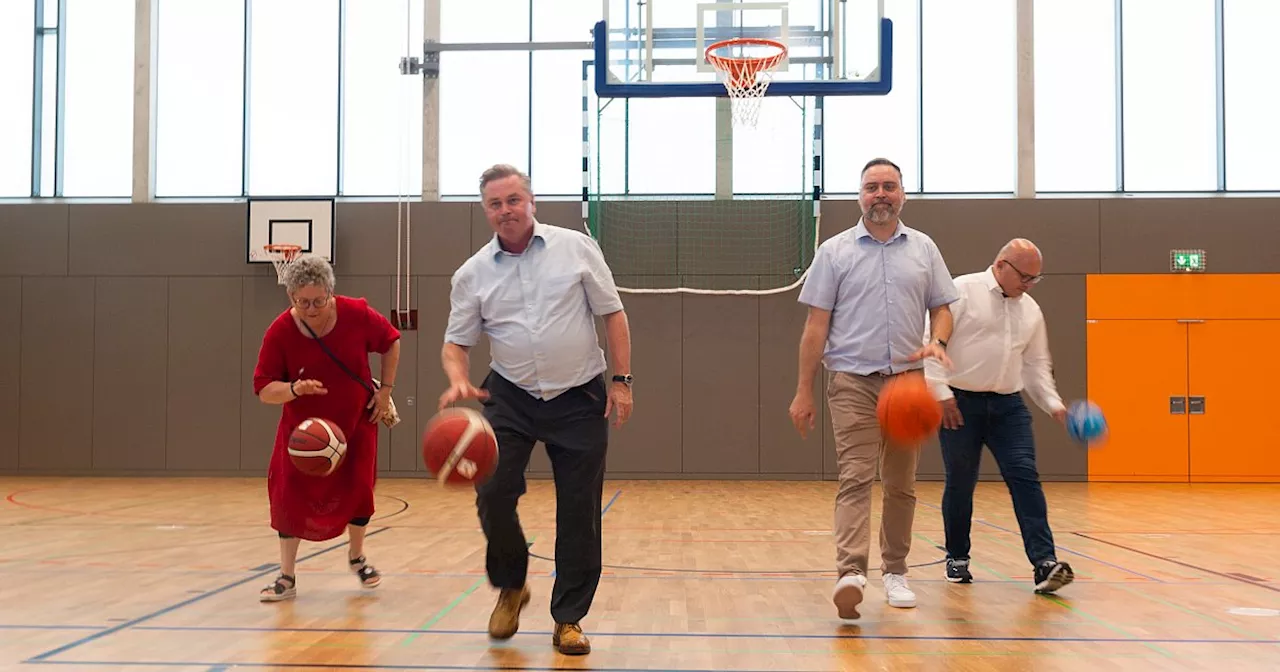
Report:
283,254,336,294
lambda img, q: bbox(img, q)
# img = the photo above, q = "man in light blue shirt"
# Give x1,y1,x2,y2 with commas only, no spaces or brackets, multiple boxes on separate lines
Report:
439,164,633,656
790,158,958,621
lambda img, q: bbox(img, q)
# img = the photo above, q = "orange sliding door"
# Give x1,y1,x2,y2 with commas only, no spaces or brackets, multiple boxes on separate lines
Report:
1187,320,1280,482
1086,319,1189,481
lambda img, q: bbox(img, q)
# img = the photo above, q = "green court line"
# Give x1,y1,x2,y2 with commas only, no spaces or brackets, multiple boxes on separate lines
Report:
398,536,538,646
975,529,1175,657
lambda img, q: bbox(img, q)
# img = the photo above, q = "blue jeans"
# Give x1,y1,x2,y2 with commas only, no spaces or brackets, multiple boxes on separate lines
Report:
939,388,1057,566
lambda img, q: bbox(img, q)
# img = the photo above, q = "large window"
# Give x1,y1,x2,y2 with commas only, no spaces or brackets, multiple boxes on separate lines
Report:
531,49,592,197
0,0,35,197
1121,0,1216,191
247,0,339,196
1224,0,1280,191
919,0,1015,193
342,0,424,197
1034,0,1117,192
824,0,920,193
62,0,134,197
12,0,1280,200
439,52,531,197
156,0,246,197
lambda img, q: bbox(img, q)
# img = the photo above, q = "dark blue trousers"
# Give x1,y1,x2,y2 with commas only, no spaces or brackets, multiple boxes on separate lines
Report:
939,388,1057,566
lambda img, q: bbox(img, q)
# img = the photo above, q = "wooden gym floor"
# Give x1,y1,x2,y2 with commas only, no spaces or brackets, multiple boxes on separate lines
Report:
3,477,1279,671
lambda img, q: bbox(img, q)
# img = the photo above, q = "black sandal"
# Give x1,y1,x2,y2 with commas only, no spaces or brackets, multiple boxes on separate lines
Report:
259,574,296,602
350,556,381,588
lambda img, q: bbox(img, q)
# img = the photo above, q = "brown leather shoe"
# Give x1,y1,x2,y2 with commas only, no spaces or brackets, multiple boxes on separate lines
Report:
552,622,591,655
487,585,530,640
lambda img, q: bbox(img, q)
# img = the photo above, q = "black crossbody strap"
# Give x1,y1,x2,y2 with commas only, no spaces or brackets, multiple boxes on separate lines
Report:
300,318,376,399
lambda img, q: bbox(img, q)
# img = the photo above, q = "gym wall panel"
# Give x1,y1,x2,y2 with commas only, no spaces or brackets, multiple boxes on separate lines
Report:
759,288,823,476
69,203,249,277
166,278,243,471
0,279,19,471
908,198,1102,275
19,277,95,471
0,203,69,276
1100,198,1280,274
598,284,684,476
91,278,169,470
239,276,292,472
682,286,761,474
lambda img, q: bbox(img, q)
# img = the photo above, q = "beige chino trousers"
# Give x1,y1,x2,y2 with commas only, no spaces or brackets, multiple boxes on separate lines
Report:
827,371,920,578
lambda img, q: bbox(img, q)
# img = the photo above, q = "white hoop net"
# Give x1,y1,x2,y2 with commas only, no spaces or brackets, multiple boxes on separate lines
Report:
263,244,302,286
705,38,787,128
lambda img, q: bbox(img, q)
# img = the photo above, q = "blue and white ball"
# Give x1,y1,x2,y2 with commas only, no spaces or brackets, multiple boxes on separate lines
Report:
1066,400,1108,445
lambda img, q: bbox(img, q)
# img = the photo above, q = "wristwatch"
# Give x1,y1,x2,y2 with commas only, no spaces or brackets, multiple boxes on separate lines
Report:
612,374,633,386
934,338,948,349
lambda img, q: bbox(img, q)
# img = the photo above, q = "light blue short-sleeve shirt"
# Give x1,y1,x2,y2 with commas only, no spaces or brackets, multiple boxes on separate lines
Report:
444,220,626,401
797,219,958,375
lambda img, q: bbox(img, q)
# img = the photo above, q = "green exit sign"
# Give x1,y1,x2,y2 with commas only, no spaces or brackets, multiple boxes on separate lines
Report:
1171,249,1207,272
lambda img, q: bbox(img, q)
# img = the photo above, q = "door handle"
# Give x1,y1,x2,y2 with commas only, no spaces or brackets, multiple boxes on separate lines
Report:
1188,396,1205,414
1170,396,1186,414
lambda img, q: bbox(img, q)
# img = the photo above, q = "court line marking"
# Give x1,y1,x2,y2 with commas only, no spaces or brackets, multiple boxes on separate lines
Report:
39,625,1280,644
1073,532,1280,595
22,653,1266,672
23,527,392,664
963,526,1174,656
918,501,1166,582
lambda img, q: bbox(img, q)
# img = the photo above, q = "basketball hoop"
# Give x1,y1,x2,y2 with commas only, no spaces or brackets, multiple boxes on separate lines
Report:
704,37,788,128
263,244,302,286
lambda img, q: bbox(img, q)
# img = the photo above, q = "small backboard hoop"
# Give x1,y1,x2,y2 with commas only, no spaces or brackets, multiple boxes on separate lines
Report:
263,244,303,286
246,197,335,268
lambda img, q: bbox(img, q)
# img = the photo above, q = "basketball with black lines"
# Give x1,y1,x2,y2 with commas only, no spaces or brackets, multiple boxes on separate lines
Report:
287,417,348,477
422,407,499,487
876,373,942,446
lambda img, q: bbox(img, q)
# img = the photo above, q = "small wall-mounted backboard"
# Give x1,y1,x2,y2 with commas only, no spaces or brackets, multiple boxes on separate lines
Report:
245,198,336,265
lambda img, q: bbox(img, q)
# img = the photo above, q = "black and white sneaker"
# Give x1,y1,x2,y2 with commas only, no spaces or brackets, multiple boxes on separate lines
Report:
1033,560,1074,594
946,558,973,583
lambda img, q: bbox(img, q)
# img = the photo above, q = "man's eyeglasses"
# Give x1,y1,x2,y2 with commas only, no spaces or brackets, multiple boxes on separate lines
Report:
1001,260,1042,285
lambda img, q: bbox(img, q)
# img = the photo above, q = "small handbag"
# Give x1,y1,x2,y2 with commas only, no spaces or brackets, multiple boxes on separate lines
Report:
299,319,401,429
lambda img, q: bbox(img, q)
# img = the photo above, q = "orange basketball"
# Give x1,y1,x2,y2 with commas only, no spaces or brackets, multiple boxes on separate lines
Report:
876,372,942,446
422,407,499,486
288,417,347,477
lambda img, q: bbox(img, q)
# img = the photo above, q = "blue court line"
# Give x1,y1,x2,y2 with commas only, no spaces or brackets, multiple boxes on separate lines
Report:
24,527,392,664
601,489,622,515
118,624,1280,644
918,502,1166,583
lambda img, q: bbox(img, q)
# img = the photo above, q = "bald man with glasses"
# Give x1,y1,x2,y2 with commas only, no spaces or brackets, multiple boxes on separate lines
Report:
922,239,1075,595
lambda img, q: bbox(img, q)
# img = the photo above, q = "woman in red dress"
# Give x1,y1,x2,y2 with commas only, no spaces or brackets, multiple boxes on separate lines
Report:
251,254,402,602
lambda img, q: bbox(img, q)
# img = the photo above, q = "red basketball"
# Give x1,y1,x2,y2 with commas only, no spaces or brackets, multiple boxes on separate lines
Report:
422,407,499,486
288,417,348,477
876,372,943,446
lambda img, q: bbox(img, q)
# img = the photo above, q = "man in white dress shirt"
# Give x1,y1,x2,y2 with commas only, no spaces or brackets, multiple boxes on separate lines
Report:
923,238,1075,595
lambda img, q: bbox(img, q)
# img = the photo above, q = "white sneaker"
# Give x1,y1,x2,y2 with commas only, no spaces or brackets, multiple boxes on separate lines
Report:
882,573,916,608
832,574,867,619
